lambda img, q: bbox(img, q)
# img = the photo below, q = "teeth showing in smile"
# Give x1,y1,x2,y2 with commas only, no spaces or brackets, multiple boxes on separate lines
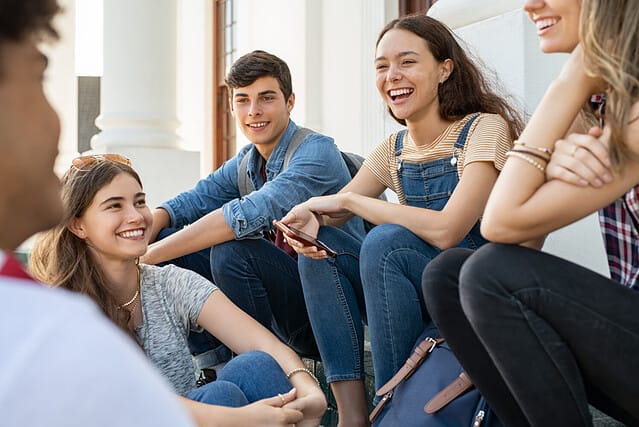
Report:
248,122,268,128
119,229,144,238
389,88,414,101
536,18,558,31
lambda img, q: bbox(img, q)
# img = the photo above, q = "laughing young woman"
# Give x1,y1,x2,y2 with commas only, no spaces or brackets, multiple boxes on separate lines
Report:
422,0,639,425
279,14,523,426
29,156,326,427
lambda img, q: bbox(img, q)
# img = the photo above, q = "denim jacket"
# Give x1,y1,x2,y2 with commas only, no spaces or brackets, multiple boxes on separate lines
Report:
161,120,365,240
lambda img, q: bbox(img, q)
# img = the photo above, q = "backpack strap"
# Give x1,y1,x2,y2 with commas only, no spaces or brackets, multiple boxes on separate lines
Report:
237,149,254,198
237,127,314,198
282,127,314,169
424,371,474,414
375,336,445,397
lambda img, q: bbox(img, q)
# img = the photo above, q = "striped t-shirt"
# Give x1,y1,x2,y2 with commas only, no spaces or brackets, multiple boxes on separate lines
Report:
363,113,512,204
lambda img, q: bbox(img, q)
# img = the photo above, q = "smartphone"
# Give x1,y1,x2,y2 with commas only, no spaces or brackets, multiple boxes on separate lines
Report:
272,220,338,258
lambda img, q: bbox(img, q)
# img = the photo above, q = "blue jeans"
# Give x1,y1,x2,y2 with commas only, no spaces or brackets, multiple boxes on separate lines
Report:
157,229,318,358
210,238,318,357
300,224,441,391
423,245,639,427
187,351,291,406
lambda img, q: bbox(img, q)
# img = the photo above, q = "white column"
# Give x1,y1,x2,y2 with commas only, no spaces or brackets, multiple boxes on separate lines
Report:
93,0,179,150
91,0,199,209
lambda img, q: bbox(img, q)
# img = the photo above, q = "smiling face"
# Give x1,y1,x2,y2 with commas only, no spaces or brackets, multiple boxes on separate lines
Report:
375,28,452,125
231,76,294,159
524,0,581,53
0,37,62,249
70,172,152,265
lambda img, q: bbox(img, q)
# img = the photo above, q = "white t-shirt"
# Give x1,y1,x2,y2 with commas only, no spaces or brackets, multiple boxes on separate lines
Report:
0,263,195,427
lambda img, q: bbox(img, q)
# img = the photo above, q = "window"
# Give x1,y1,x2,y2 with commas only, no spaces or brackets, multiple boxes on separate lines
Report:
399,0,438,16
212,0,237,170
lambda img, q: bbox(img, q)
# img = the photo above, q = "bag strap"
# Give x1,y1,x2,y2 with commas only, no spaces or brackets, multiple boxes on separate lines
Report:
237,126,314,198
375,336,444,396
282,127,313,170
237,150,253,198
424,371,474,414
370,335,478,423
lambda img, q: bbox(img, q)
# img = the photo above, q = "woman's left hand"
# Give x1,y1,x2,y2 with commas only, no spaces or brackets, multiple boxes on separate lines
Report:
546,126,612,187
283,388,327,427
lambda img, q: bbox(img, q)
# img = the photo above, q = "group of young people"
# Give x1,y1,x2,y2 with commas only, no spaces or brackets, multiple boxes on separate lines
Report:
3,0,639,426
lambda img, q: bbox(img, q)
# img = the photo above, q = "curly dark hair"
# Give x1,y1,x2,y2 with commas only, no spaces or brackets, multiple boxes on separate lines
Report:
0,0,60,42
377,14,524,140
225,50,293,100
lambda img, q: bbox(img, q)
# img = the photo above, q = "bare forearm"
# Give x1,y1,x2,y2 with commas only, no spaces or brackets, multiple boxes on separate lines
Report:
143,210,234,265
341,192,465,249
150,208,171,243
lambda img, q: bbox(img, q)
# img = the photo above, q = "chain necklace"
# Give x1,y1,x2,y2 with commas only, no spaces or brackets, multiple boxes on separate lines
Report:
117,266,140,311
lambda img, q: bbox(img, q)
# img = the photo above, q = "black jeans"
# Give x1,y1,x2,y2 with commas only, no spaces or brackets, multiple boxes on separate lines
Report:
422,244,639,427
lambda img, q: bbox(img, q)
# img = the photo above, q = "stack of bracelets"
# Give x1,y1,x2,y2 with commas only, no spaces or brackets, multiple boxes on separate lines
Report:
505,140,553,173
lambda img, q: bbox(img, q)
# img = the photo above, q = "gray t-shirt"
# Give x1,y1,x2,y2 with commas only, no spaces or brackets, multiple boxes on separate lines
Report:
135,264,217,396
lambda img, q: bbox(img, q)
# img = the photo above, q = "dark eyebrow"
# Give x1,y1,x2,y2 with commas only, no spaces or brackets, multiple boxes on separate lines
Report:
99,196,124,207
375,50,419,62
98,192,145,206
233,89,278,98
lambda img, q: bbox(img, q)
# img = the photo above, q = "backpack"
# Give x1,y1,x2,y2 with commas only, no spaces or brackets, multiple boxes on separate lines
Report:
370,324,502,427
237,127,382,231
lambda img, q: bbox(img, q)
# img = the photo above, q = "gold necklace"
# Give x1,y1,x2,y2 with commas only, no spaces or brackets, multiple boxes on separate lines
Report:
117,266,140,311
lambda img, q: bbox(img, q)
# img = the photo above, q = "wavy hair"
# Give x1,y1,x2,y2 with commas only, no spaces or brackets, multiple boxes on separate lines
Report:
30,160,142,339
376,14,524,140
581,0,639,168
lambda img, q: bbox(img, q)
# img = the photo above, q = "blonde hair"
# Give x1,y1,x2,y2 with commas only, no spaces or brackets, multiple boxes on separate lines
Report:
581,0,639,168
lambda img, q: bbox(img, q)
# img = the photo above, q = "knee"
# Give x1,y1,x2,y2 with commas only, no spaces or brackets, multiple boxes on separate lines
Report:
210,240,246,272
422,248,474,315
218,351,280,382
188,380,248,407
360,224,408,267
458,243,522,315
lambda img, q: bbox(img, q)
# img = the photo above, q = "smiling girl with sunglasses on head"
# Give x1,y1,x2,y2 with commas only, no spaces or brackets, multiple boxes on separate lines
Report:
30,156,326,427
422,1,639,425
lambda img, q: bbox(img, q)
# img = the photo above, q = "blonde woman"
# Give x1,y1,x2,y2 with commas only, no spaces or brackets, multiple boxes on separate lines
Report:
423,0,639,425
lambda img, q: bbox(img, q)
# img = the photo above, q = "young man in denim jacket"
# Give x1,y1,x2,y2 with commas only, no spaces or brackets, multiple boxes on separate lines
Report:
143,50,365,362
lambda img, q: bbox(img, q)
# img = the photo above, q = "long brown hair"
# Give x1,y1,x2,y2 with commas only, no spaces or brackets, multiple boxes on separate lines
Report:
376,14,524,140
581,0,639,168
30,160,143,339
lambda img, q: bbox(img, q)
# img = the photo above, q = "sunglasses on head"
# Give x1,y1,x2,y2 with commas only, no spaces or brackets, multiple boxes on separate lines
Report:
71,154,131,171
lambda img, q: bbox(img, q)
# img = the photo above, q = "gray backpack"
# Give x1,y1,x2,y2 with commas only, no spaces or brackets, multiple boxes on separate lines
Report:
237,127,366,197
236,127,380,232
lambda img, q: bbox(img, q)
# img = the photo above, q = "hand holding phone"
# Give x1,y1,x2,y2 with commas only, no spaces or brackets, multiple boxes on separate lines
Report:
273,220,338,258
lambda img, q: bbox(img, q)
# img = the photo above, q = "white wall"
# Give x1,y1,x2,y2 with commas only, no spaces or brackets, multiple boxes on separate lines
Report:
177,0,213,172
234,0,395,157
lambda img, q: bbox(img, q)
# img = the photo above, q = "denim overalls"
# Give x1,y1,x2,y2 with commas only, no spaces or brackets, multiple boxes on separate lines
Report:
394,113,487,249
298,114,491,393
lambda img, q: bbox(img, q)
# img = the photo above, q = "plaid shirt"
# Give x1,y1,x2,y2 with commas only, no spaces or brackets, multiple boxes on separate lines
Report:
599,185,639,289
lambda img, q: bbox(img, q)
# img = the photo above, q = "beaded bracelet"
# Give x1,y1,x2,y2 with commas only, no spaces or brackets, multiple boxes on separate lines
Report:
286,367,321,388
506,150,546,173
513,140,553,156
